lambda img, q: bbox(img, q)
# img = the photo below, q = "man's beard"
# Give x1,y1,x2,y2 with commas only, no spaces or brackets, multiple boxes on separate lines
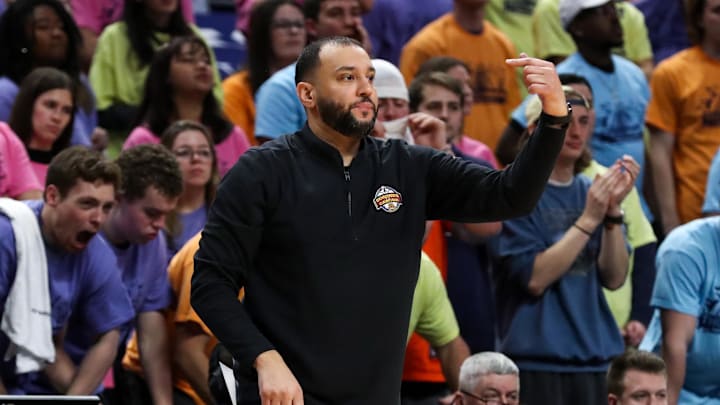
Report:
318,97,377,139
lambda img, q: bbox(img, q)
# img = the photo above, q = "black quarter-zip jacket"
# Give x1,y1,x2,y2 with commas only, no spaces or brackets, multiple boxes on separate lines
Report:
192,118,566,404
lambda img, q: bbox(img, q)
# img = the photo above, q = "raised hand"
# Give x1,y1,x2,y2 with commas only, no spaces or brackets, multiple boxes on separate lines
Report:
607,155,640,209
506,53,567,117
407,112,449,152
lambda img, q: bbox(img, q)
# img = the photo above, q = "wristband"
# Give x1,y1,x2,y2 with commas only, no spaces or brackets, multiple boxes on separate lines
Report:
573,222,592,236
540,103,573,128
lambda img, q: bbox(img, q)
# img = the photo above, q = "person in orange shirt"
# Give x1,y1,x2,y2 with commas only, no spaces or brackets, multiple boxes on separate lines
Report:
123,233,244,405
222,0,307,145
399,0,522,150
646,0,720,236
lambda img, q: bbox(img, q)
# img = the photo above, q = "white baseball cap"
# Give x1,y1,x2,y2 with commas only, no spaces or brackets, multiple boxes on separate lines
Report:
559,0,611,29
372,59,409,102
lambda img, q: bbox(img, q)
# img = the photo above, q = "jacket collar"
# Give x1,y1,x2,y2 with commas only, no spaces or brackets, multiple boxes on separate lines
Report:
294,122,372,167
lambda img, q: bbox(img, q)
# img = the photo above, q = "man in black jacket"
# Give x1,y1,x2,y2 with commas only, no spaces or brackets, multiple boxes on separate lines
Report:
192,36,570,405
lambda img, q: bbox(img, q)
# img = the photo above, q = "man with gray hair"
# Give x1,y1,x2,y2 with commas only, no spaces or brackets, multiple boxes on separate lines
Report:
449,352,520,405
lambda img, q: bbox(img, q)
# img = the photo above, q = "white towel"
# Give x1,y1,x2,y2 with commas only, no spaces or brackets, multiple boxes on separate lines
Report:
0,198,54,373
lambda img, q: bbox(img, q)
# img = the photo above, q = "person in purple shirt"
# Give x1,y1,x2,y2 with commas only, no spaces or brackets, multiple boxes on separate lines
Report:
95,144,183,405
0,146,135,395
362,0,452,65
160,121,219,256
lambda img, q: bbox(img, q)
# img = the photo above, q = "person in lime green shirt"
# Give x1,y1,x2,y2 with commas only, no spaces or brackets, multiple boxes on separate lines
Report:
485,0,540,97
533,0,654,79
89,0,223,134
407,252,471,392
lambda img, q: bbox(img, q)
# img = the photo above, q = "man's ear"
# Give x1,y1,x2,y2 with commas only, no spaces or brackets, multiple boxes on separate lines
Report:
297,82,317,108
44,184,60,206
607,394,618,405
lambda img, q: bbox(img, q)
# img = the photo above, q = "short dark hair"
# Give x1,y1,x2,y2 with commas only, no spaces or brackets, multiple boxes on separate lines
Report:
686,0,707,45
303,0,324,20
607,350,667,397
408,72,464,112
559,73,594,97
9,67,76,156
116,144,183,202
416,56,470,77
45,146,121,199
295,36,363,85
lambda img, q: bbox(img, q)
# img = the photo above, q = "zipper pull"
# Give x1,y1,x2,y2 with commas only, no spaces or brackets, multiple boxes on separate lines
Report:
344,169,351,181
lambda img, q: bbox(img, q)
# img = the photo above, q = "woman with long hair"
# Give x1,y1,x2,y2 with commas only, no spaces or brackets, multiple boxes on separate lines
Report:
222,0,306,144
9,67,76,184
0,0,98,148
161,120,218,255
90,0,222,132
123,35,250,177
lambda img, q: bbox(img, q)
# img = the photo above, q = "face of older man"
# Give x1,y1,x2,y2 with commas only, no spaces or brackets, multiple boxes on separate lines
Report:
460,373,519,405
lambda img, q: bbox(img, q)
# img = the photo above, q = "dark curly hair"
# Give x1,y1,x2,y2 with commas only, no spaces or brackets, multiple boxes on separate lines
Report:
116,144,183,202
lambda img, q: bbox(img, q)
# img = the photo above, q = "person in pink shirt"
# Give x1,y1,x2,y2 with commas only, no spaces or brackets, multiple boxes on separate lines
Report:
0,122,42,200
69,0,195,72
8,67,75,185
123,36,251,177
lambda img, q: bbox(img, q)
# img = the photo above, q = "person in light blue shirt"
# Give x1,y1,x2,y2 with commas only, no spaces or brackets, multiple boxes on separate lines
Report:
253,0,373,142
702,147,720,215
639,216,720,404
498,0,651,221
253,62,306,141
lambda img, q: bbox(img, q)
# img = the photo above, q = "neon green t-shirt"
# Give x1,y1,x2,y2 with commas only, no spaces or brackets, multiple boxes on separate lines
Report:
533,0,653,63
90,22,223,112
583,160,656,327
485,0,540,97
407,253,460,347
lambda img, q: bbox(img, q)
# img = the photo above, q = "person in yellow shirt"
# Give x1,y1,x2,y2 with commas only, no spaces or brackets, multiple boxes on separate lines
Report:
646,0,720,237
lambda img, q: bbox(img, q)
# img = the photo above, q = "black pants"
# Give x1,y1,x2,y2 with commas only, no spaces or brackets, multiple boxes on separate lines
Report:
519,370,606,405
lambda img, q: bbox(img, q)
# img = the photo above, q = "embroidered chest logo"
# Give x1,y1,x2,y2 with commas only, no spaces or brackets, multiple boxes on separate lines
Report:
373,186,402,213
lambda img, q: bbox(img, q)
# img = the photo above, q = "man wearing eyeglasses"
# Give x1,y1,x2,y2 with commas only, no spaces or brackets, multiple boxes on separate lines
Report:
448,352,520,405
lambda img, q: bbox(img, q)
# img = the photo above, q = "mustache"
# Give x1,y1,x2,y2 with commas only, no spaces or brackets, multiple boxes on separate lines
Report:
352,97,377,110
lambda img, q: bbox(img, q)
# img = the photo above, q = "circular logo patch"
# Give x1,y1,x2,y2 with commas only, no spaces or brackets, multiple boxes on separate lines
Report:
373,185,403,213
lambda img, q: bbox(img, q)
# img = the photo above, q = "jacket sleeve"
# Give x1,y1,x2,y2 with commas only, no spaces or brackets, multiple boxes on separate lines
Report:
191,148,275,374
425,116,566,222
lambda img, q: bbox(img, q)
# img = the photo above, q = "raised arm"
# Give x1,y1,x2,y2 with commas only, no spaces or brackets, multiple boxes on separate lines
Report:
425,55,568,223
